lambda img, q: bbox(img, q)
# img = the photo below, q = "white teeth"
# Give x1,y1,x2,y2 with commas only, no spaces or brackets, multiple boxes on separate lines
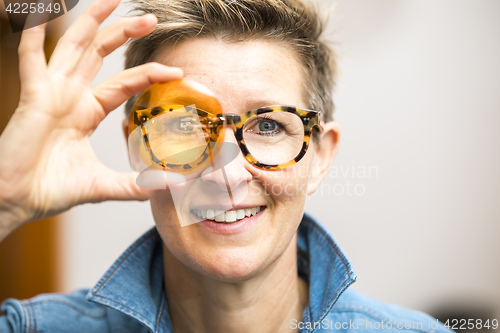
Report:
192,206,263,223
225,210,237,222
214,211,225,222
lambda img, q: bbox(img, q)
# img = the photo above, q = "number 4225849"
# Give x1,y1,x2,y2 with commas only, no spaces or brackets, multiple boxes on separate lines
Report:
444,318,498,330
5,2,62,14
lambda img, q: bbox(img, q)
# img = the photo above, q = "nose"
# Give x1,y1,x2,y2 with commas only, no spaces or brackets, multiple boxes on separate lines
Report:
200,127,252,198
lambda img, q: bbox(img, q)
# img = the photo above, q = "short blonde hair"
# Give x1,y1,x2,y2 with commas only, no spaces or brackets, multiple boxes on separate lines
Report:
125,0,336,126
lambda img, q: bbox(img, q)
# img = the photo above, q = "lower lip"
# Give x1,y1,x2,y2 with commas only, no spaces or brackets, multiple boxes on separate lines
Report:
195,207,265,234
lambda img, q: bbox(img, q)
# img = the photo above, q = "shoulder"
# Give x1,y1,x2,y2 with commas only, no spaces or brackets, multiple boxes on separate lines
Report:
320,289,453,332
0,289,147,333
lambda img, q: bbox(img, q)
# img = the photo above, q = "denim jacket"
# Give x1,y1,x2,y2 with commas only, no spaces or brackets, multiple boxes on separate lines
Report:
0,213,452,332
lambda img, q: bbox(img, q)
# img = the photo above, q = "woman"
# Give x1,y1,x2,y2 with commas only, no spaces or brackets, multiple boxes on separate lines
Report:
0,0,450,332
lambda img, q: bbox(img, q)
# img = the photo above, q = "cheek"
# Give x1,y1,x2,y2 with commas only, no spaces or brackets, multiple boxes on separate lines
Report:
149,191,182,234
150,190,180,235
150,191,202,268
256,159,312,210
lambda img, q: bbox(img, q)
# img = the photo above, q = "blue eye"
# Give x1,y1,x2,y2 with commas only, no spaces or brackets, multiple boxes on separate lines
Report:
244,115,289,137
259,120,277,132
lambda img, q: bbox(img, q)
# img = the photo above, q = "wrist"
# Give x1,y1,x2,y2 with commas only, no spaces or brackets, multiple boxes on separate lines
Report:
0,192,27,242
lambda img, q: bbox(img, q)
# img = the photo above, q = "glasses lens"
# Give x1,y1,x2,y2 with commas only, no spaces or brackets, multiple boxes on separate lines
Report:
242,111,304,165
145,107,209,165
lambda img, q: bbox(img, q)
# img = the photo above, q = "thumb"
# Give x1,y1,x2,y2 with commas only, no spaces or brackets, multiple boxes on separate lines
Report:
90,169,159,202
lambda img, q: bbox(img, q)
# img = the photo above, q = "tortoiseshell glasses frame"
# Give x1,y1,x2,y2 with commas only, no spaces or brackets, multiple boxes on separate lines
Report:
129,105,323,171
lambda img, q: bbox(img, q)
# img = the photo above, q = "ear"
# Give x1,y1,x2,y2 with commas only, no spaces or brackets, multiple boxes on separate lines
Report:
307,121,340,195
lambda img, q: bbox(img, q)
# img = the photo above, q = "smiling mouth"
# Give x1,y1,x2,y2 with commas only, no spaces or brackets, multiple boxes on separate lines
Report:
191,206,264,223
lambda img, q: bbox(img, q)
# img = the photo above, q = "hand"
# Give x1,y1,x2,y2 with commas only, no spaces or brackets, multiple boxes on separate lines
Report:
0,0,182,234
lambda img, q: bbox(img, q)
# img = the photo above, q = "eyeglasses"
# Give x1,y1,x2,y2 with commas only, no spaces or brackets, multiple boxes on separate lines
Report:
128,80,323,173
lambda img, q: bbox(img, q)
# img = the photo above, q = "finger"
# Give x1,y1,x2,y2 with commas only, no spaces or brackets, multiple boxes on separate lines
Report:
92,63,183,115
90,169,159,202
136,170,188,189
48,0,121,74
18,23,48,85
75,14,158,83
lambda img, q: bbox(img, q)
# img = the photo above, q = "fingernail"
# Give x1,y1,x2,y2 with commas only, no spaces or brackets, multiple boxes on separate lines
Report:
164,67,183,77
173,68,184,76
143,13,157,22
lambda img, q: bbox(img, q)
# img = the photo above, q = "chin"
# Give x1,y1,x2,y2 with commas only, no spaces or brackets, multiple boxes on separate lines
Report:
202,263,261,283
196,250,268,283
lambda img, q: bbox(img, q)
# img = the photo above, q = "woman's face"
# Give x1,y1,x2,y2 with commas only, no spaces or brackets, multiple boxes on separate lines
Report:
146,38,336,281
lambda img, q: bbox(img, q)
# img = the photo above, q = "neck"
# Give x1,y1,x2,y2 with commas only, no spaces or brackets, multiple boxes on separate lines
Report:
162,233,309,333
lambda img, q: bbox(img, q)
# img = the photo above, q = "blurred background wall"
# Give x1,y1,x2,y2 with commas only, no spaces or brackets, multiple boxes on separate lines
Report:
307,0,500,322
2,0,498,323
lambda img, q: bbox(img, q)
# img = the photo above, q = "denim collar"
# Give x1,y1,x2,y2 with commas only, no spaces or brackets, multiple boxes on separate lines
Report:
86,213,357,332
297,213,357,324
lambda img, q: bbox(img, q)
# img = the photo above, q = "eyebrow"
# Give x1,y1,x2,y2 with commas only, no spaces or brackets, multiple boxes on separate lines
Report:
243,100,286,111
